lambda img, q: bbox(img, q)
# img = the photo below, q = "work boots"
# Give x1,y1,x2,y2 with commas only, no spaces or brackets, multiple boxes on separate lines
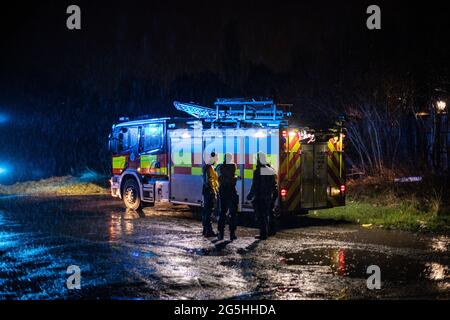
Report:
203,227,217,238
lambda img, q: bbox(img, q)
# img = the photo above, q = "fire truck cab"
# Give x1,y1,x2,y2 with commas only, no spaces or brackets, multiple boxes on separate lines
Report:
108,98,345,214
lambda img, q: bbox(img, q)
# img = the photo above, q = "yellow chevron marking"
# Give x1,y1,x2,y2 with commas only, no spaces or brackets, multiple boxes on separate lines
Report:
328,140,336,152
286,176,301,202
291,140,300,153
280,158,287,175
327,158,341,185
289,194,301,211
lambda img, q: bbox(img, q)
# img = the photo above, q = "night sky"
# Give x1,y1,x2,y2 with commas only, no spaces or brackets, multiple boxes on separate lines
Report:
1,0,449,182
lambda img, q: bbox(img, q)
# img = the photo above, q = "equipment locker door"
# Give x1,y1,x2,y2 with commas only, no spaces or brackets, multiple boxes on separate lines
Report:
314,143,328,207
169,130,203,205
301,143,328,208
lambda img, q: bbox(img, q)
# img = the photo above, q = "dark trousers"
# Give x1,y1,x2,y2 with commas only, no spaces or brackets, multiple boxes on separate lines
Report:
254,200,274,237
202,191,217,235
218,188,238,235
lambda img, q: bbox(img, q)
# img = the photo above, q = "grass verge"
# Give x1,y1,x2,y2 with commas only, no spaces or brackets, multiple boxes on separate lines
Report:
313,201,450,232
0,173,109,196
312,171,450,233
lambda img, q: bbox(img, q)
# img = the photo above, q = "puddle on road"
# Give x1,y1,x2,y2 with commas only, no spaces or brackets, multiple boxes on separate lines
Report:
283,248,449,282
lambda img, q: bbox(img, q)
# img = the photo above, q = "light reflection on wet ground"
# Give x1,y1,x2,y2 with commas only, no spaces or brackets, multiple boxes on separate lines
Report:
283,248,449,281
0,195,448,299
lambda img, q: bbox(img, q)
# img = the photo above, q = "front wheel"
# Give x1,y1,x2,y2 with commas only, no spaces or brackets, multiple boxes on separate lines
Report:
122,179,142,211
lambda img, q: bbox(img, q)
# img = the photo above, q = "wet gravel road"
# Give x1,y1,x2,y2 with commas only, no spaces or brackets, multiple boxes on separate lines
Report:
0,195,448,300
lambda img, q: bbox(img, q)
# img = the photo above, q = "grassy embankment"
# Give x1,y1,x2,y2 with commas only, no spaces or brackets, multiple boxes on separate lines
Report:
313,173,450,232
0,170,109,196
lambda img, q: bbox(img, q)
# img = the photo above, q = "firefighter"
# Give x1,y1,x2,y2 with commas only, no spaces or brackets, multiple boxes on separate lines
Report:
216,153,239,241
202,151,219,237
247,152,278,240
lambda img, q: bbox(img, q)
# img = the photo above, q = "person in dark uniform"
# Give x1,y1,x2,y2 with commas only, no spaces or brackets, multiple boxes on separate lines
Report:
202,151,218,237
216,153,239,241
247,152,278,240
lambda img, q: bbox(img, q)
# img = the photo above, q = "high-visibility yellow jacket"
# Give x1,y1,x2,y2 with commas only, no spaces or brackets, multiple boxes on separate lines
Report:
202,164,219,195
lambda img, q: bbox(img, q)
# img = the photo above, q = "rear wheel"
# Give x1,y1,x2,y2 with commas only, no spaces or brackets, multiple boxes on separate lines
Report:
122,179,142,211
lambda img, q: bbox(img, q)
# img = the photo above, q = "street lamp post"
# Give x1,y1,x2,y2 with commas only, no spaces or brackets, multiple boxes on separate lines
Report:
434,100,447,170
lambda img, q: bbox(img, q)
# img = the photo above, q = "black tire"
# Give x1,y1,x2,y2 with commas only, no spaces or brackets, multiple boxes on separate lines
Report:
122,178,142,211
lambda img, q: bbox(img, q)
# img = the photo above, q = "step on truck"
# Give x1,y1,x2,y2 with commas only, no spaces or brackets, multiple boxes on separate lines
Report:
108,98,345,214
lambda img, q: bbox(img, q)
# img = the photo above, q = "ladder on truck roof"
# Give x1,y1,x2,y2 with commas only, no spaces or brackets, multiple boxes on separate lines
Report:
173,101,217,119
173,98,292,125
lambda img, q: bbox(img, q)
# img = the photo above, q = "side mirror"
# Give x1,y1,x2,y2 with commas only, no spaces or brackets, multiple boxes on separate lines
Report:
108,133,119,153
108,134,113,152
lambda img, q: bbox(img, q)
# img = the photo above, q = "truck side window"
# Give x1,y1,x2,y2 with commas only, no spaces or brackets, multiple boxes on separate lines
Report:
142,123,163,152
116,126,139,153
117,128,128,152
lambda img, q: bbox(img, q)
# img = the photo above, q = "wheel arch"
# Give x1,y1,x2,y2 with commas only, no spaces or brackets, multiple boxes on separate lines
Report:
119,170,143,200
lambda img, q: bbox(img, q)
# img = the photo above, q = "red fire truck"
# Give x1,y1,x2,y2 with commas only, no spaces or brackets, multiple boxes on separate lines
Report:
108,98,345,214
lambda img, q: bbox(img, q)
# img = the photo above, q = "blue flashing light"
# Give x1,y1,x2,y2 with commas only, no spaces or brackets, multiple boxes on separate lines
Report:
0,164,11,176
0,113,9,124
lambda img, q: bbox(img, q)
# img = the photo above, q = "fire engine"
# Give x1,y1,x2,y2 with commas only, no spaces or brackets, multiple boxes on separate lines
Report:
108,98,345,214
